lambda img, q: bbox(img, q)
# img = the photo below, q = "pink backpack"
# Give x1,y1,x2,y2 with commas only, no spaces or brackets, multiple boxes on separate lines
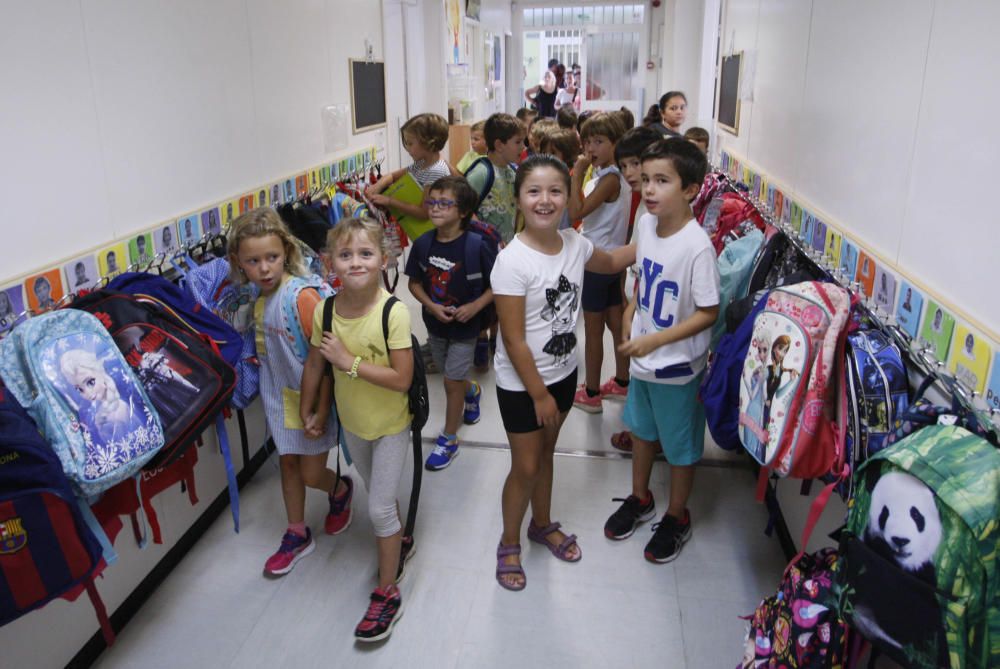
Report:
738,281,853,483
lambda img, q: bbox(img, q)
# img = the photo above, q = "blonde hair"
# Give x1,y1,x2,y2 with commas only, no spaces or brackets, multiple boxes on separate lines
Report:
227,207,309,283
324,217,387,259
470,120,486,133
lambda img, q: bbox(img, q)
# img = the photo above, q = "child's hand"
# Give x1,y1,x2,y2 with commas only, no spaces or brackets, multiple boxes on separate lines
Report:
618,333,661,359
621,318,632,344
452,303,480,323
320,332,354,371
303,412,327,439
574,154,592,174
429,303,454,323
368,193,391,208
533,393,560,428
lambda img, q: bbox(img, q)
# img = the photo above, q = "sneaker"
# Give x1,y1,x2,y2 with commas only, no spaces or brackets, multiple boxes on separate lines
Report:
425,434,459,471
599,377,629,401
644,510,692,564
604,493,656,540
325,476,353,535
396,535,417,583
473,337,490,370
263,528,315,576
354,584,404,642
572,385,603,413
463,381,482,425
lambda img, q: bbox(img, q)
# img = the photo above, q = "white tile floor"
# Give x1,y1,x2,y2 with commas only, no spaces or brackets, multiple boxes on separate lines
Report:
92,273,788,669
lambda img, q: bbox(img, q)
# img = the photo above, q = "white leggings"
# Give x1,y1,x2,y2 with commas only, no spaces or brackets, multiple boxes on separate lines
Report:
343,426,410,538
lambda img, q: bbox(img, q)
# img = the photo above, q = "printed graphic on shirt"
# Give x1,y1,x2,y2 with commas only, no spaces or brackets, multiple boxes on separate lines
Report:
541,274,579,366
637,257,680,331
427,255,461,307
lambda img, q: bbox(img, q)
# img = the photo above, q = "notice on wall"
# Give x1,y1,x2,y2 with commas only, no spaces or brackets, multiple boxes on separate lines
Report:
825,228,842,265
25,268,65,313
63,254,99,293
873,266,897,314
177,215,201,246
919,299,955,361
0,285,25,332
97,243,128,279
949,324,990,393
896,281,924,339
128,233,155,266
856,251,877,297
985,352,1000,413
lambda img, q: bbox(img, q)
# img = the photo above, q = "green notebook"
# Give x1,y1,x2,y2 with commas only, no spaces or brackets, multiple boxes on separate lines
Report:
383,172,434,240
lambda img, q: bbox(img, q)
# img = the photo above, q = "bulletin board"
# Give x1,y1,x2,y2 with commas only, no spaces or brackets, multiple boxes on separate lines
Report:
349,59,387,133
718,51,743,135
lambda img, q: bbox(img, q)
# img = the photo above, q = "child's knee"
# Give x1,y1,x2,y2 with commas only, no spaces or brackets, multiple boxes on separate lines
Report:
369,500,401,537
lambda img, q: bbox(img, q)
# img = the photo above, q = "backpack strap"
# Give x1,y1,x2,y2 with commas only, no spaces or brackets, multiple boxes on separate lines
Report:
215,414,239,533
381,296,400,349
464,231,484,301
465,157,495,210
322,295,337,379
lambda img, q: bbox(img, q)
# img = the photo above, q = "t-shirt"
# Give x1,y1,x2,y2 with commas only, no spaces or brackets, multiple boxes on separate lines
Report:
404,230,497,340
649,122,681,138
629,216,720,384
491,230,594,391
310,290,412,440
581,165,629,252
456,149,484,174
465,158,517,244
407,158,451,188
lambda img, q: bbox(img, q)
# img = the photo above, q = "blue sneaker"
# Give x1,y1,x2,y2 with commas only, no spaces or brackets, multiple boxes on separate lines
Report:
425,434,459,471
463,380,482,425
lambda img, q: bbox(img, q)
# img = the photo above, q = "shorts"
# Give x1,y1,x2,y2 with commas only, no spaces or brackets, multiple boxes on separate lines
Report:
427,334,477,381
582,270,624,312
496,368,578,434
623,375,705,466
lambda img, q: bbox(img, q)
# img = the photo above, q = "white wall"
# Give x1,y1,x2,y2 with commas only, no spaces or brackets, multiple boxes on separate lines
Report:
716,0,1000,338
0,0,387,287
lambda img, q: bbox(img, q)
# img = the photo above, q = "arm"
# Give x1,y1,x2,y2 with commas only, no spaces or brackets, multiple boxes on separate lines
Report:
524,85,539,104
618,305,719,358
300,345,328,435
621,293,637,342
495,294,560,427
318,331,413,393
371,195,430,220
408,276,454,324
453,288,493,323
568,162,621,220
585,242,636,275
367,167,407,196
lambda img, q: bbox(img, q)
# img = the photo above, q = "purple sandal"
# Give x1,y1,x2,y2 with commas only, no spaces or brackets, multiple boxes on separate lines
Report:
496,542,526,591
527,521,582,562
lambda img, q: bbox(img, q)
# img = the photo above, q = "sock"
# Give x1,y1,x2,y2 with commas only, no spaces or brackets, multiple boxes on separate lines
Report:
441,431,458,444
638,491,652,505
615,377,630,388
585,387,600,398
288,522,308,538
466,380,480,397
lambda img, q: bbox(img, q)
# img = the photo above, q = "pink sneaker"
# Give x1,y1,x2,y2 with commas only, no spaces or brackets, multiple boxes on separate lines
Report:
263,528,315,576
599,377,629,401
325,476,353,535
572,385,603,414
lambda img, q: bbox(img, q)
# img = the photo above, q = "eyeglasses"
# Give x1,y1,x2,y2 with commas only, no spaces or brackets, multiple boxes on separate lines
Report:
425,199,457,210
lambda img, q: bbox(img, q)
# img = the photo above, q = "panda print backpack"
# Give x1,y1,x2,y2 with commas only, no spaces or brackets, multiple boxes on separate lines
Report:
834,425,1000,668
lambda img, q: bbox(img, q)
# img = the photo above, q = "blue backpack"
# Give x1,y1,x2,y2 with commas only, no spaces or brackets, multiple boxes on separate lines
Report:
0,310,164,498
410,229,495,327
0,382,115,644
711,228,763,349
280,275,336,362
844,328,910,462
701,291,770,451
182,258,260,409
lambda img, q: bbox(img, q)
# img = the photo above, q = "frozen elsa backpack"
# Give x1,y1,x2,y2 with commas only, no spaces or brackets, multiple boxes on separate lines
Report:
738,281,853,485
0,310,164,498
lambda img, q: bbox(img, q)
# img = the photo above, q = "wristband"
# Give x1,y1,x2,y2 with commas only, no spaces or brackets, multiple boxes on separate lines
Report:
348,355,362,379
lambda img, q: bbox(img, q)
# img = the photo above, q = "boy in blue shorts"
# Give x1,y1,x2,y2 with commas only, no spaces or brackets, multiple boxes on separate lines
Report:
604,138,720,563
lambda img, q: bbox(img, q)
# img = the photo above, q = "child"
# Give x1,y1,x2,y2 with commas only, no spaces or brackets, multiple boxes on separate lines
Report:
556,104,577,131
684,126,709,154
603,138,720,564
539,129,581,169
227,209,352,577
650,91,688,138
528,118,558,156
568,112,631,413
368,113,452,220
456,120,487,173
606,125,666,452
405,176,496,470
300,218,414,642
492,155,634,591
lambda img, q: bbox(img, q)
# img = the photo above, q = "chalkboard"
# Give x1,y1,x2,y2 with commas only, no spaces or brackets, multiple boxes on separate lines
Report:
349,59,387,133
717,51,742,135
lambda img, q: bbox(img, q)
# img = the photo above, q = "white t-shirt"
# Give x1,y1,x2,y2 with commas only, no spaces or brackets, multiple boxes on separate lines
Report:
629,216,720,384
491,230,595,391
581,165,629,252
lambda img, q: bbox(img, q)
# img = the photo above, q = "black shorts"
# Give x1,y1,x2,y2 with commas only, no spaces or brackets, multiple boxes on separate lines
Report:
582,270,624,312
496,369,578,434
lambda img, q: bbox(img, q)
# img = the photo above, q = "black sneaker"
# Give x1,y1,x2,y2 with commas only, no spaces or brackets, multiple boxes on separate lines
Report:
354,584,403,642
395,535,416,583
644,510,692,563
604,493,656,540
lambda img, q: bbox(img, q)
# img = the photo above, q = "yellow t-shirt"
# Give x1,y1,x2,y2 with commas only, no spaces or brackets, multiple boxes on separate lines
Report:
456,149,485,174
310,290,412,440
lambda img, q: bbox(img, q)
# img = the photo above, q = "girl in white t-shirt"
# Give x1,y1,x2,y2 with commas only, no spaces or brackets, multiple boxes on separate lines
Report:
492,155,634,591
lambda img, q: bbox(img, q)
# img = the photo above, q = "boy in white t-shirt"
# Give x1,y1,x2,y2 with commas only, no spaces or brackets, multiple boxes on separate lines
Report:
604,138,720,564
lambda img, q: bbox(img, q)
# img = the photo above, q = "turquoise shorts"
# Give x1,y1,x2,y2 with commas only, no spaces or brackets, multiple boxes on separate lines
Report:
623,375,705,466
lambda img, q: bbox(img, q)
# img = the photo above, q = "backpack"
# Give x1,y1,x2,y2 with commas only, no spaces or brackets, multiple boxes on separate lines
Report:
884,374,998,448
741,548,848,668
465,156,496,209
691,172,727,223
280,275,335,363
708,192,766,255
738,281,853,481
410,229,496,330
181,258,261,409
701,291,770,451
0,310,164,497
711,228,764,349
834,425,1000,669
0,382,115,644
844,328,910,466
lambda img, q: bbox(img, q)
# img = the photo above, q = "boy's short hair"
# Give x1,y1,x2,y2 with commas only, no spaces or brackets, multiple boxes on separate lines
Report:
470,120,486,133
484,113,525,152
556,106,577,130
615,107,635,131
683,127,709,146
614,126,663,164
428,176,479,228
530,118,558,146
640,138,708,191
579,111,626,144
540,129,581,166
515,107,536,122
400,113,449,152
576,109,596,134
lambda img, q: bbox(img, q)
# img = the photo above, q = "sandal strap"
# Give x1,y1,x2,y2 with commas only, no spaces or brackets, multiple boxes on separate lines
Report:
496,564,524,575
555,533,578,556
529,520,562,537
496,542,521,558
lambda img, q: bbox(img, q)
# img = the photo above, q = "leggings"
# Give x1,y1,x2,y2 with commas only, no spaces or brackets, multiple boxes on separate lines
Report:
343,426,410,537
